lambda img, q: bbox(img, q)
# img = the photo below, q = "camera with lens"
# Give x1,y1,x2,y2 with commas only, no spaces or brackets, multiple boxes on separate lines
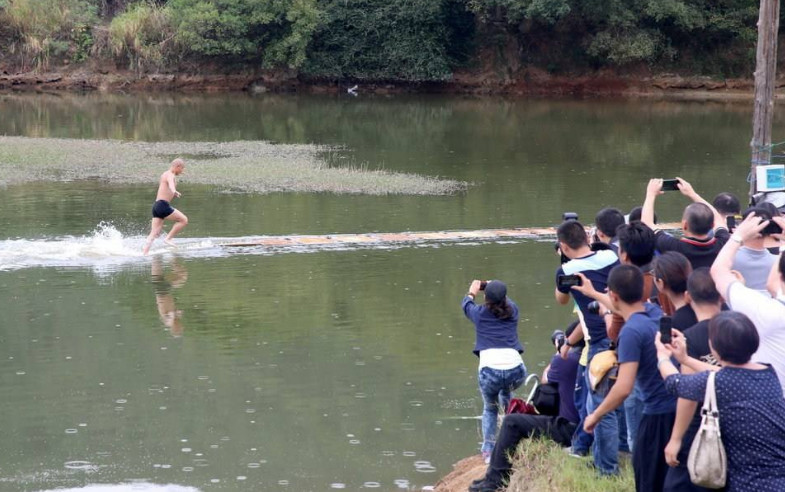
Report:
587,300,601,315
479,281,488,290
551,330,566,352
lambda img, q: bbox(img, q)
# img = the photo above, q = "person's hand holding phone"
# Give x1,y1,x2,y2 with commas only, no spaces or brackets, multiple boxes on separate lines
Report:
734,213,768,243
646,178,664,197
675,177,696,198
659,316,673,344
569,272,601,299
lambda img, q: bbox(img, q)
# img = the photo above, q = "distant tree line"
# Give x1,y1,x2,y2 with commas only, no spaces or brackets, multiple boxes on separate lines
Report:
0,0,771,80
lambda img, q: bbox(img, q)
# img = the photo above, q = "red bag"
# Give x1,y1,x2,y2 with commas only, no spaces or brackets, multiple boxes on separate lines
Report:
506,398,538,415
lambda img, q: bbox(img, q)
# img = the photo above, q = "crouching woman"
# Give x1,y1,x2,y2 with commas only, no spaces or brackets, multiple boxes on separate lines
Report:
462,280,527,463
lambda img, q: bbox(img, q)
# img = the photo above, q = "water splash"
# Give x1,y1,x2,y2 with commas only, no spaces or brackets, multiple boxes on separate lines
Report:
0,223,218,271
0,223,534,272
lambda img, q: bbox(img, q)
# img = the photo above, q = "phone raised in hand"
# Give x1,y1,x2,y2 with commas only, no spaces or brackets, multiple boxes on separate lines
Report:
557,274,583,288
661,179,680,191
659,316,673,344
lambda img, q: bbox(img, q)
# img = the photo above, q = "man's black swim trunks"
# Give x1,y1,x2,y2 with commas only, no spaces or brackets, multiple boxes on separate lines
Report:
152,200,175,219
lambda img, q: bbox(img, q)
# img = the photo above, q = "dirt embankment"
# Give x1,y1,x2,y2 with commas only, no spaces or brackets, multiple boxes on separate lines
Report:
0,63,782,100
432,455,487,492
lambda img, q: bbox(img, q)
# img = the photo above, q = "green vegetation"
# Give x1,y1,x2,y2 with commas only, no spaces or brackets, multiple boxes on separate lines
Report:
506,438,634,492
108,1,173,74
0,137,467,195
0,0,97,69
0,0,771,79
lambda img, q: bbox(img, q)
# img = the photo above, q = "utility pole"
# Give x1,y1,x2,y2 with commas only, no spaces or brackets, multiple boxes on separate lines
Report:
750,0,780,201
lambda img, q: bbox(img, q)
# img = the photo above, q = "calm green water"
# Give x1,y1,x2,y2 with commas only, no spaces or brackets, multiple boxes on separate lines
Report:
0,93,769,491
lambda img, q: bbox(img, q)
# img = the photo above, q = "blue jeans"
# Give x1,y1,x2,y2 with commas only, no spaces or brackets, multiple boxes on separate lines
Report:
586,341,619,475
624,382,644,453
571,363,593,454
478,364,526,454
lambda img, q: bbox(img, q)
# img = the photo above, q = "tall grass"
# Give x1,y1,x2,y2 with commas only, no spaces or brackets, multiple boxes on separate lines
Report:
1,0,96,70
108,1,174,75
506,438,634,492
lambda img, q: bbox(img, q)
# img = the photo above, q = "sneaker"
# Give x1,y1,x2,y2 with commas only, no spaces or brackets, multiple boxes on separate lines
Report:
566,447,588,459
470,477,487,486
468,479,503,492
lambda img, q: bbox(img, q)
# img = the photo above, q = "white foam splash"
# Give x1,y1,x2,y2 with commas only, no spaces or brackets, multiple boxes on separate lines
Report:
0,223,219,272
0,223,529,271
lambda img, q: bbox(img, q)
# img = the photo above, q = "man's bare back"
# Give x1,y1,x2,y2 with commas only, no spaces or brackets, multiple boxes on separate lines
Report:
143,159,189,255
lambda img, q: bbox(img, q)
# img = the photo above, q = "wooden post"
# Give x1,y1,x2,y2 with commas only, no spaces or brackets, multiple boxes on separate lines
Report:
750,0,781,201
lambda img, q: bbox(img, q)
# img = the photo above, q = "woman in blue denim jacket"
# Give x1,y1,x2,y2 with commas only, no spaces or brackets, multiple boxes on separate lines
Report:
462,279,527,462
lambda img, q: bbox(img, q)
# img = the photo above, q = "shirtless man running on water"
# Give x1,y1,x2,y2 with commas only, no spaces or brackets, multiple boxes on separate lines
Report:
143,158,188,255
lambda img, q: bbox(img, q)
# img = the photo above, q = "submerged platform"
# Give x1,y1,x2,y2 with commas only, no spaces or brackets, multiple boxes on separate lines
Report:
221,223,682,249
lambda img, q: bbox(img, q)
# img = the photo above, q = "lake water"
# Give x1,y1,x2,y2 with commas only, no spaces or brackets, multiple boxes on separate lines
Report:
0,93,769,491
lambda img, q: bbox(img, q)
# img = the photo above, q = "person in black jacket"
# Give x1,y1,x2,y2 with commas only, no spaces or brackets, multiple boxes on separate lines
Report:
469,322,581,492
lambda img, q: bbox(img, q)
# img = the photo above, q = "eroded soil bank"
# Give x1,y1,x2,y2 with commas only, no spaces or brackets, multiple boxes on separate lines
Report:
1,65,782,100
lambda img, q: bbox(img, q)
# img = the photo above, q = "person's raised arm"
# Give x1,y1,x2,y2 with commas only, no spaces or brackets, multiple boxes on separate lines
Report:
642,179,663,230
675,177,723,230
656,330,718,376
462,280,483,323
711,213,767,301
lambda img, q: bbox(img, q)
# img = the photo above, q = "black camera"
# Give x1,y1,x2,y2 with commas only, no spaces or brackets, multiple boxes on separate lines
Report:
587,300,601,315
551,330,566,352
479,281,488,290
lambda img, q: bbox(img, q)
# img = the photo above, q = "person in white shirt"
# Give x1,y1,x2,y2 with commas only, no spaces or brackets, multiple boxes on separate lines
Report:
711,212,785,391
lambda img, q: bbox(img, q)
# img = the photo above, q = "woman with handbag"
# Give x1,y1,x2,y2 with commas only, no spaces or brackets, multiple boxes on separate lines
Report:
655,311,785,491
462,279,526,464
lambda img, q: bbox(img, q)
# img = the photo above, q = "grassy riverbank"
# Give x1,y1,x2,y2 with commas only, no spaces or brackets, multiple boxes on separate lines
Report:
0,137,466,195
505,439,634,492
436,439,634,492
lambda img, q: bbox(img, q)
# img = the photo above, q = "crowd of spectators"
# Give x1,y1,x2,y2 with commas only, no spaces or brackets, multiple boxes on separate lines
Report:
465,178,785,492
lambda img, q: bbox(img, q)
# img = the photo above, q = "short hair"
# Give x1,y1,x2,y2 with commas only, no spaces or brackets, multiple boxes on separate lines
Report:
628,206,657,224
683,203,714,235
595,207,625,238
712,192,740,216
756,201,780,218
608,264,644,304
687,268,720,305
557,220,588,250
616,222,655,267
708,311,759,365
653,252,692,294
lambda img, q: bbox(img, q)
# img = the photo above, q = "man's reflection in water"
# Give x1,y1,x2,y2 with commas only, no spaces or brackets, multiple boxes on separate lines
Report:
151,256,188,337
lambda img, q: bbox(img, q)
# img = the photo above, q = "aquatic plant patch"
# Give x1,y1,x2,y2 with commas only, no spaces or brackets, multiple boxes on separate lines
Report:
0,137,467,195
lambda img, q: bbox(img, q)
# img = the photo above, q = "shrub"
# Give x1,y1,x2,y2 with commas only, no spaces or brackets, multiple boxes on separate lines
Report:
167,0,320,68
108,1,174,74
0,0,97,70
303,0,475,82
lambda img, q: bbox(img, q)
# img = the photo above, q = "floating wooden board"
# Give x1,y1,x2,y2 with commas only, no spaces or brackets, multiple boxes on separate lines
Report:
221,223,682,248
